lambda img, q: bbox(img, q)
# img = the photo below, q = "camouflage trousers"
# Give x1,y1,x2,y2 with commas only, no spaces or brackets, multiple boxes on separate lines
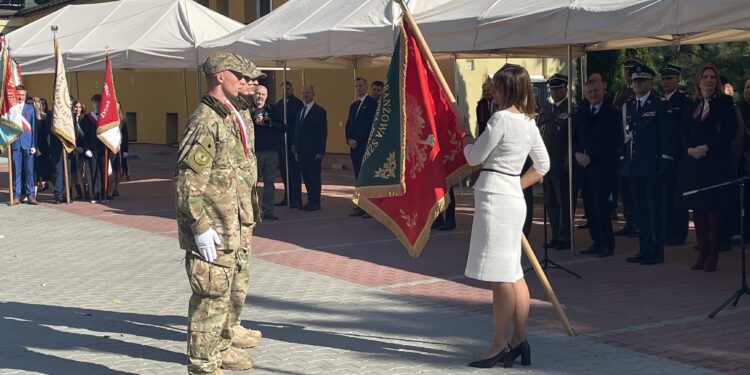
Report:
185,225,254,374
226,226,253,330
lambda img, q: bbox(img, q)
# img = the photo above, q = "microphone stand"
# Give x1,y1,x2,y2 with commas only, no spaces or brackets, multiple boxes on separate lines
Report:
685,176,750,318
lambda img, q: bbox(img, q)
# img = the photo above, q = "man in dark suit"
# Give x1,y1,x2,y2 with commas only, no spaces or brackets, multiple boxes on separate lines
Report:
659,64,690,246
80,94,109,203
575,79,623,257
538,73,572,250
346,77,377,217
622,63,675,265
10,85,37,205
275,81,305,208
294,85,327,211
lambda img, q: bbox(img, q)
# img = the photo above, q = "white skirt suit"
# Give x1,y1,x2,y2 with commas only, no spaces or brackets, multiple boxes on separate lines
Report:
463,110,550,282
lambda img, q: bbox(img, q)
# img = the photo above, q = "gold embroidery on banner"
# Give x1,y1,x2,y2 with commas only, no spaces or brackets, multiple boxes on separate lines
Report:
399,209,417,229
374,152,397,179
443,130,460,163
405,94,429,179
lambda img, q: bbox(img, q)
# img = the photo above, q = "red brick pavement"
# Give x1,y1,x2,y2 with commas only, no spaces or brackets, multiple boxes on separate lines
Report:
3,144,749,374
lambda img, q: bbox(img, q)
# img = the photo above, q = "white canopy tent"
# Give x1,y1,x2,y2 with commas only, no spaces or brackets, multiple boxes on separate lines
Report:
7,0,243,75
201,0,750,67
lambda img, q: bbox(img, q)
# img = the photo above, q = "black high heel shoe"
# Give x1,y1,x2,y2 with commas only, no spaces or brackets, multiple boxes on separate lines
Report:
508,339,531,367
468,344,512,368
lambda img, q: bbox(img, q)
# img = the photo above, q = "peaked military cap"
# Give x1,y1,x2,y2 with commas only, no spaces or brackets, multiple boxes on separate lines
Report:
623,58,642,68
202,51,247,76
547,73,568,88
241,57,267,80
659,64,682,77
631,62,655,80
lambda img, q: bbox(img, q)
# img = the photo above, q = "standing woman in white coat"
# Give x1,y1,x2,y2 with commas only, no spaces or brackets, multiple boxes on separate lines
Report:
463,64,550,368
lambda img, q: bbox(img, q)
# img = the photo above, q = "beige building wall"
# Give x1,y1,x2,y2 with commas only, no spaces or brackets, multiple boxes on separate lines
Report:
17,1,563,154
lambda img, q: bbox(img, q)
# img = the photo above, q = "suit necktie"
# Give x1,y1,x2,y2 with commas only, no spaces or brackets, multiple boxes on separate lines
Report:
300,106,309,122
355,99,364,119
224,102,248,156
591,106,596,117
636,100,641,113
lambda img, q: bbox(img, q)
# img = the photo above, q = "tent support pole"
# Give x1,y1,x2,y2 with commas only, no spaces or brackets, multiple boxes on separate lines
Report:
567,44,575,256
282,60,290,209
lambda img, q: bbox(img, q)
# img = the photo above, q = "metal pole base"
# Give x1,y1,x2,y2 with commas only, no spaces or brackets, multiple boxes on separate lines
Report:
525,255,582,279
709,286,750,318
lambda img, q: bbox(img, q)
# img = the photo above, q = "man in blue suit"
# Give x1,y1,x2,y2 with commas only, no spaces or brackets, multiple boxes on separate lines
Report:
345,77,377,217
621,63,675,265
10,85,37,205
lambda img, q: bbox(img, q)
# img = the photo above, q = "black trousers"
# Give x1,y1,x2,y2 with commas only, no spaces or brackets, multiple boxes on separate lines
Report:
279,146,302,205
665,169,689,243
89,152,104,196
434,187,456,226
584,190,615,250
629,176,666,261
350,146,365,179
522,186,533,237
299,155,322,207
616,171,637,225
544,172,570,242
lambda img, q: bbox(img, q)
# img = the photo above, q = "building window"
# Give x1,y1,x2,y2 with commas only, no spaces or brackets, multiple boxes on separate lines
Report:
257,0,271,18
196,0,209,7
217,0,229,16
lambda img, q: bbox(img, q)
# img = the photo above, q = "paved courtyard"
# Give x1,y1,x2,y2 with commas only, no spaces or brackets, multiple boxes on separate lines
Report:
1,145,749,374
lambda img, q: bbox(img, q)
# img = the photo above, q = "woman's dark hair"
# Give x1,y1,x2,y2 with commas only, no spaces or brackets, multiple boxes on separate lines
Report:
492,63,536,118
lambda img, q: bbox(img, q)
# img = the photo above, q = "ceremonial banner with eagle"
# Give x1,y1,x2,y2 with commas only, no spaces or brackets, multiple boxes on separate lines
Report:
353,21,471,258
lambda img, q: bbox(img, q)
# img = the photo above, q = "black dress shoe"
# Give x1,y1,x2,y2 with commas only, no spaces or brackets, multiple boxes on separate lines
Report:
626,255,642,263
544,240,560,249
361,214,372,219
615,224,635,236
299,204,309,210
305,205,321,211
349,208,365,217
665,239,686,246
579,245,600,255
438,222,456,231
275,200,288,206
554,241,571,250
640,257,663,265
289,202,301,209
508,339,531,367
263,213,280,220
468,344,512,368
54,198,63,205
595,248,614,258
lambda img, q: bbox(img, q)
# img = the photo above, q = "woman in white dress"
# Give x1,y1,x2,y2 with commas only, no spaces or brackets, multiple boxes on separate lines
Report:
463,64,550,368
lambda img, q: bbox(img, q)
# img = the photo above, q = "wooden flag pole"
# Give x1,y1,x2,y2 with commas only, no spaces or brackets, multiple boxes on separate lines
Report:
522,235,576,336
6,148,13,205
63,148,70,203
395,0,575,337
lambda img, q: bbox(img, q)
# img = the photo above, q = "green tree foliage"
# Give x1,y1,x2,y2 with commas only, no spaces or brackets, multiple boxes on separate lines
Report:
587,42,750,99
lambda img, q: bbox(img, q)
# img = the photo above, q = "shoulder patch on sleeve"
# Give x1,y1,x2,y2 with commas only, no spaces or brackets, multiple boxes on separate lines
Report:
181,132,216,173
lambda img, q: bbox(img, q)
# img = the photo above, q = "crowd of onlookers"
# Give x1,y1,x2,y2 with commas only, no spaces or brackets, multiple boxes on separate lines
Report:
7,86,129,205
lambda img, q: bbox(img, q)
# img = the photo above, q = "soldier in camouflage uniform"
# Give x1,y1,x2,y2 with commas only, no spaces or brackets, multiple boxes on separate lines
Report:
223,57,265,350
175,51,258,375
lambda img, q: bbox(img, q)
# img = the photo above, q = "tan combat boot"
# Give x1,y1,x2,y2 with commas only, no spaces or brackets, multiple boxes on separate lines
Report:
220,346,254,371
236,325,262,340
231,325,259,348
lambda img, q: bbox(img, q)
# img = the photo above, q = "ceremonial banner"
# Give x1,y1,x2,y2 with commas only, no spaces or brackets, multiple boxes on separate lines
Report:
51,38,75,153
96,53,121,153
353,22,471,258
0,37,23,148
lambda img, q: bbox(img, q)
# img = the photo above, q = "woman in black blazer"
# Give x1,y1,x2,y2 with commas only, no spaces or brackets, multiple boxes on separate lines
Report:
678,65,738,272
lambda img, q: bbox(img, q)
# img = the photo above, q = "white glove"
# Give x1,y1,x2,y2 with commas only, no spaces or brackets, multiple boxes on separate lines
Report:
122,152,128,158
30,147,36,155
85,150,93,158
194,228,221,263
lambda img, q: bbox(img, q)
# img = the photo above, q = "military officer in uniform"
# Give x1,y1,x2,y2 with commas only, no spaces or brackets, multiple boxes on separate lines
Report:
660,64,690,246
538,73,572,250
622,63,675,265
223,57,265,353
175,51,257,374
613,58,640,237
